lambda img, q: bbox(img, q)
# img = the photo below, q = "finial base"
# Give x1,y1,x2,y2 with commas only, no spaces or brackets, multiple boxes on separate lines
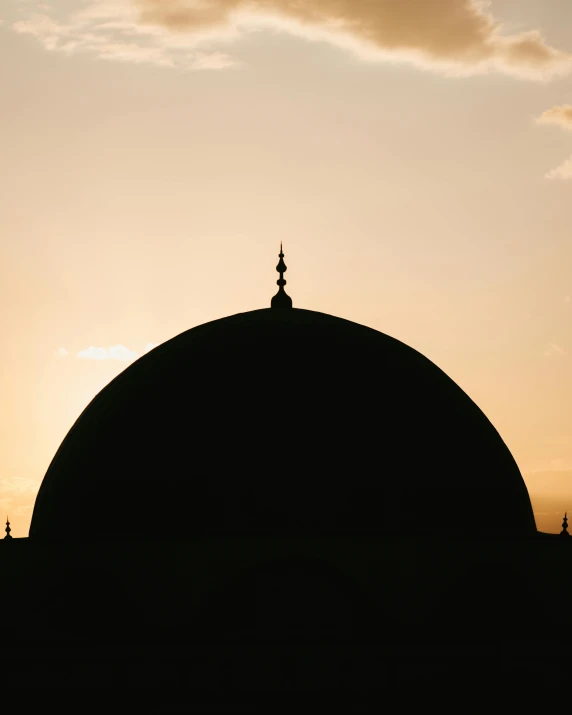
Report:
271,288,293,310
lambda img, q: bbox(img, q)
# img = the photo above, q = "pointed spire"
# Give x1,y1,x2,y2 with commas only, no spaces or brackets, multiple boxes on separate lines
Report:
4,516,12,540
271,243,293,310
561,512,569,537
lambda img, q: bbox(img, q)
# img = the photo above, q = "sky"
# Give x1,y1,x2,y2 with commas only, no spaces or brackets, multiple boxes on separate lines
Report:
1,0,572,536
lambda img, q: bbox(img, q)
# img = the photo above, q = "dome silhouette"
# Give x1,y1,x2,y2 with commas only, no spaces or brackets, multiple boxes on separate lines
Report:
30,308,536,540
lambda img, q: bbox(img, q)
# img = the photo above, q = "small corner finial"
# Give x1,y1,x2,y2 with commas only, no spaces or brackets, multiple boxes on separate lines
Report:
560,512,569,537
271,244,293,310
4,516,12,540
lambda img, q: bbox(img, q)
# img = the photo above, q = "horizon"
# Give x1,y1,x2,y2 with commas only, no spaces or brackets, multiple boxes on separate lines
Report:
2,0,572,536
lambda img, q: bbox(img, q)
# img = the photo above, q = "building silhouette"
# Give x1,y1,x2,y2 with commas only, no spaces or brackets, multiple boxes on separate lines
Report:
1,249,571,696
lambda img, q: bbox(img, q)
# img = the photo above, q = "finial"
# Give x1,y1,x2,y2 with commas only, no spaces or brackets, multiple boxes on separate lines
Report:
561,512,569,537
4,516,12,540
271,244,293,310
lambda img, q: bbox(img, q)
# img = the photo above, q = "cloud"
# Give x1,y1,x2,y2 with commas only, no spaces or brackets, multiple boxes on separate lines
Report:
0,477,37,538
53,347,69,358
11,1,236,69
10,0,572,79
0,476,39,524
0,476,39,497
537,105,572,180
133,0,572,80
543,343,567,357
537,105,572,132
74,341,160,362
545,155,572,181
77,344,140,362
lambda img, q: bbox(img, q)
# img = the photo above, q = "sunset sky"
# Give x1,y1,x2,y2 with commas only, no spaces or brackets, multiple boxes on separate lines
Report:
1,0,572,536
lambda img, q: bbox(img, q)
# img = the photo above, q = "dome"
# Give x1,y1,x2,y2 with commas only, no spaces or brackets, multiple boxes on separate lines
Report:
30,307,536,540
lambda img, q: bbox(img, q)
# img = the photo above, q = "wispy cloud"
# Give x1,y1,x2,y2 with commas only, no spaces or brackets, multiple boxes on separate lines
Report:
537,105,572,132
0,476,39,521
9,0,572,79
53,347,69,358
0,476,39,497
543,343,567,358
545,156,572,181
537,104,572,180
73,341,159,362
76,344,140,361
11,1,236,69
